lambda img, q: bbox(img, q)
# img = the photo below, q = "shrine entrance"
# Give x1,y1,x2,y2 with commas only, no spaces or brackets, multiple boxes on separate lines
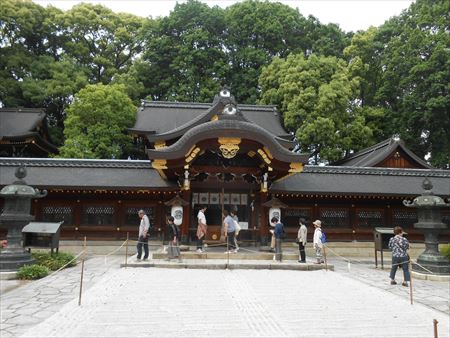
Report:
136,88,308,243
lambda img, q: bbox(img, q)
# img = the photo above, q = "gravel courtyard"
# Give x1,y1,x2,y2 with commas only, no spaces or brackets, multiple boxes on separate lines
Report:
20,267,449,338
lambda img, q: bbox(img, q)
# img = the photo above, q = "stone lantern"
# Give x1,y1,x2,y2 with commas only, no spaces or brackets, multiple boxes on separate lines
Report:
0,166,47,271
403,178,450,275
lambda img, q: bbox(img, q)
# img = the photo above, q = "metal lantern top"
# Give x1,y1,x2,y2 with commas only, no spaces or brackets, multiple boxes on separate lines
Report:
403,178,450,208
0,166,47,198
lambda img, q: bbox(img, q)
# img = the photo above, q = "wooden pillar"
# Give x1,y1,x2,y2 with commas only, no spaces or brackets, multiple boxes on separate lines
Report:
259,192,268,245
155,196,164,241
181,189,191,244
74,198,82,240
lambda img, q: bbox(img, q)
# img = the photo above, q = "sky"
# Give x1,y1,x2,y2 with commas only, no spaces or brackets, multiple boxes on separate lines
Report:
33,0,415,32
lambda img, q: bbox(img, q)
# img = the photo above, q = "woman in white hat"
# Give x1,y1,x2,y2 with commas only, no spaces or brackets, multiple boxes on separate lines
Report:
313,220,324,264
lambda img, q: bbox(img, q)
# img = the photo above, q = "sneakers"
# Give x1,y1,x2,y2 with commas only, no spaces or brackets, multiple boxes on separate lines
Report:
390,280,397,285
298,260,306,263
196,249,203,253
402,282,409,287
143,258,149,261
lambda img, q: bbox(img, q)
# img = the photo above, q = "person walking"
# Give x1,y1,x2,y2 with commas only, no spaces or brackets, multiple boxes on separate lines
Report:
230,210,240,252
388,226,411,287
136,209,150,261
297,218,307,263
166,216,181,262
272,217,284,262
196,206,207,253
313,220,324,264
223,210,237,253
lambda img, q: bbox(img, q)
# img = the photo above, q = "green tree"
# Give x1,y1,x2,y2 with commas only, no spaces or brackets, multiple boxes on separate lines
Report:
59,84,136,159
138,0,228,102
259,54,377,164
375,0,450,167
0,0,64,107
223,0,350,104
60,3,144,83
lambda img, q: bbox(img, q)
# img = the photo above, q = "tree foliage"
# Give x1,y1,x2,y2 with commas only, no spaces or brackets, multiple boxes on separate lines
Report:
0,0,447,166
58,84,136,159
260,54,380,163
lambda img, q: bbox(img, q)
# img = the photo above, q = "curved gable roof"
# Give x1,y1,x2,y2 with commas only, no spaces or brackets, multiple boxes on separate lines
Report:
147,119,308,164
332,137,432,169
129,98,292,144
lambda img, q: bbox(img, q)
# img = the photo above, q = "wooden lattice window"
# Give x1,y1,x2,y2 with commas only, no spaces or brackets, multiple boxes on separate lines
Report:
392,209,417,228
283,208,311,228
82,205,114,225
42,206,74,225
356,209,384,228
319,208,350,227
124,207,155,226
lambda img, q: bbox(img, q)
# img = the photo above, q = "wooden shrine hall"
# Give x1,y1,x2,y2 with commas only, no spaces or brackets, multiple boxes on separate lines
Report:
1,89,449,243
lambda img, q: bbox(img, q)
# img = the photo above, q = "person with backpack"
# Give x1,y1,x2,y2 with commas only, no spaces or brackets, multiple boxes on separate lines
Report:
271,217,284,262
313,220,324,264
166,216,181,262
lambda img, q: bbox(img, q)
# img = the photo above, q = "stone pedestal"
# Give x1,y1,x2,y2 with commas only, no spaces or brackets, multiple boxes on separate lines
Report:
403,178,450,276
0,166,46,272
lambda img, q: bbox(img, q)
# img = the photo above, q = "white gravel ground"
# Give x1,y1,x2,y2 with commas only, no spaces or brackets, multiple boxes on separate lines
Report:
21,268,450,338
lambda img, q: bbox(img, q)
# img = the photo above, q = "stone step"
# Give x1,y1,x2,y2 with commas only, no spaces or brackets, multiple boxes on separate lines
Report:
121,259,334,271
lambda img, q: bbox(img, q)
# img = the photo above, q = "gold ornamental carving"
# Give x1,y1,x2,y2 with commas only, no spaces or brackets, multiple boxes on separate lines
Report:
257,148,271,164
154,140,166,149
218,137,241,159
289,162,304,173
152,159,167,169
185,146,201,163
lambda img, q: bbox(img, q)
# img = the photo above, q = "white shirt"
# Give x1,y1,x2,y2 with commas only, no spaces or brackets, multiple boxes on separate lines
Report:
313,227,323,248
197,210,206,226
139,214,150,237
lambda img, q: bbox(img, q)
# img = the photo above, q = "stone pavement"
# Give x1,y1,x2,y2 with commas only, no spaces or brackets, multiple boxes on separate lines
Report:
0,249,449,338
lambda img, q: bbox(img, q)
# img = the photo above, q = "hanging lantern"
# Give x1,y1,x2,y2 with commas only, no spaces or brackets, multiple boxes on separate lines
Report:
262,197,288,225
164,194,189,226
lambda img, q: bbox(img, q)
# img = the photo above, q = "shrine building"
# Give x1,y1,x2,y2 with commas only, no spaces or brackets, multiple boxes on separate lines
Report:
1,89,449,244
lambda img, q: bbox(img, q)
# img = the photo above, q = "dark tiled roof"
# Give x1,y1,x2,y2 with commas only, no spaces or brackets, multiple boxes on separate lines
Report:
332,137,432,168
271,166,450,196
146,119,309,163
0,108,58,155
0,108,45,139
131,100,291,140
0,158,176,190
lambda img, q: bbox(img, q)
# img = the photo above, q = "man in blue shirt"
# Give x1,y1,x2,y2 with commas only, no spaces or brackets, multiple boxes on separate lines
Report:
271,217,284,262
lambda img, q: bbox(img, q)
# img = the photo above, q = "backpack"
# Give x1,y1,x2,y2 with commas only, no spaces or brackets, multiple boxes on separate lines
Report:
320,231,327,244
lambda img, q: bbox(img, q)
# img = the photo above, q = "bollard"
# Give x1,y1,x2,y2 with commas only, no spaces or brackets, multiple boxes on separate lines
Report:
433,319,438,338
78,236,87,306
125,232,129,268
409,260,413,305
226,235,230,269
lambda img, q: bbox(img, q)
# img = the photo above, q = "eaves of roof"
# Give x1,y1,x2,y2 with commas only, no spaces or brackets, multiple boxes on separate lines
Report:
147,119,308,163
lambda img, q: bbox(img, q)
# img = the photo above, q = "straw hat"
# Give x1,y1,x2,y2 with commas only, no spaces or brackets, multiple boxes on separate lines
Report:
313,220,322,227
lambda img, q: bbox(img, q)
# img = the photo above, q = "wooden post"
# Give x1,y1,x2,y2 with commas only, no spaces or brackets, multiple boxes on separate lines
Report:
433,319,439,338
323,245,328,271
78,236,87,306
409,260,414,305
125,232,129,268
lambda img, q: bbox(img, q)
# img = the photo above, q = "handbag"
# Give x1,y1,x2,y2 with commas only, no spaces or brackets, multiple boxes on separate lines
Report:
295,238,300,244
234,220,241,235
